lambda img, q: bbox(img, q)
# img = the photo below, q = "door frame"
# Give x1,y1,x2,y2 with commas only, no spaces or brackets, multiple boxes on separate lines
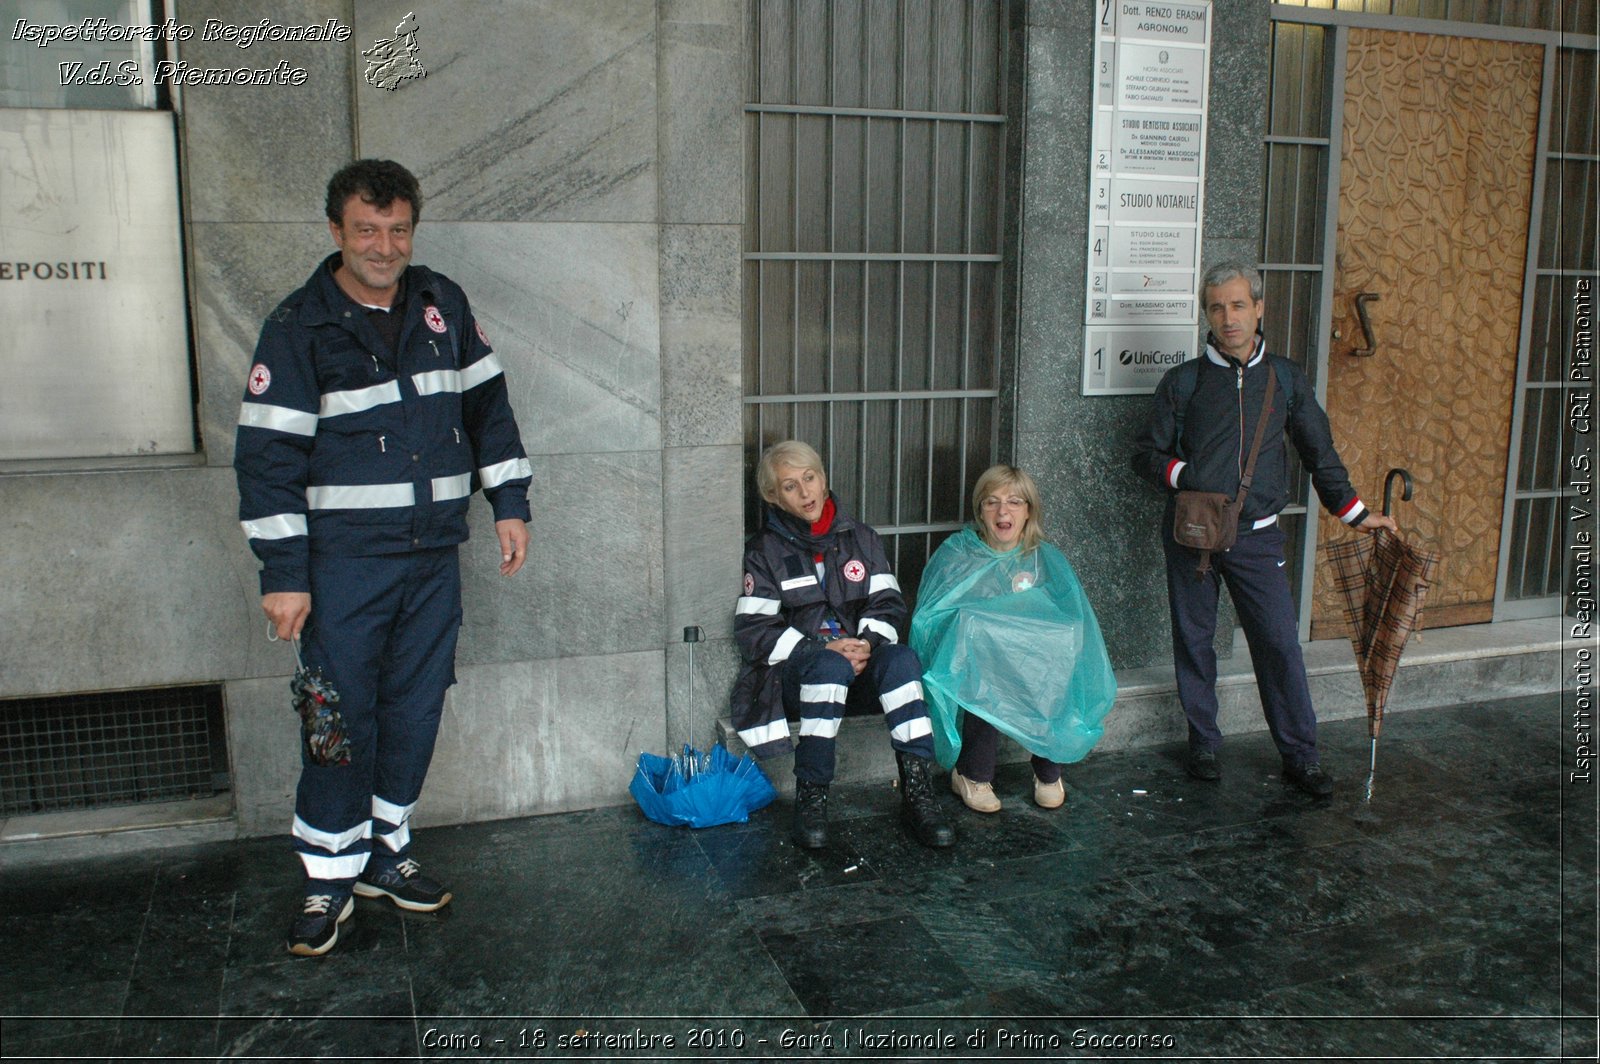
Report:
1268,4,1597,637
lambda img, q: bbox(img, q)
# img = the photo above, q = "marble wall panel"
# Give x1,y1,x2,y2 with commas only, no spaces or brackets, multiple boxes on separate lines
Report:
352,1,656,223
662,444,743,638
0,468,264,699
660,225,742,448
223,676,301,836
190,222,336,469
456,450,664,666
1204,0,1271,243
420,650,666,825
658,0,742,224
174,0,354,223
415,222,662,457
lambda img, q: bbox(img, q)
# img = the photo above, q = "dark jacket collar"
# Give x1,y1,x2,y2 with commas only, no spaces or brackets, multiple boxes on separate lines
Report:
299,253,439,326
765,492,858,551
1203,332,1265,369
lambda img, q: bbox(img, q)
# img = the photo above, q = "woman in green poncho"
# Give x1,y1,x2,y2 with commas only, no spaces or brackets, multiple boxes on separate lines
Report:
910,465,1117,813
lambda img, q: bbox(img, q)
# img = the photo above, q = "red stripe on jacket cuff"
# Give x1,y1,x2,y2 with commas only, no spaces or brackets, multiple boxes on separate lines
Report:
1165,459,1185,489
1337,498,1368,524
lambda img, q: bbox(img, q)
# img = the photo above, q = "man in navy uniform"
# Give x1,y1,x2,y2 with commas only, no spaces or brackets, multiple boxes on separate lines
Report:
235,160,532,955
1133,262,1395,798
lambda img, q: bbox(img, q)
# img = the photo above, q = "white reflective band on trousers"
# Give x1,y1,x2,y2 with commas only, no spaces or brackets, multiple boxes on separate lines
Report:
798,715,844,738
799,683,849,705
737,718,791,749
372,795,416,854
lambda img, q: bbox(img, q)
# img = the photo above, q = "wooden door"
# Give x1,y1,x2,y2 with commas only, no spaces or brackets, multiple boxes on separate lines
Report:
1310,29,1545,638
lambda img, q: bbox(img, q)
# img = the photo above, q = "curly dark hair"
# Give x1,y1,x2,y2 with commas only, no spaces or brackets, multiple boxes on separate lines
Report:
325,159,422,226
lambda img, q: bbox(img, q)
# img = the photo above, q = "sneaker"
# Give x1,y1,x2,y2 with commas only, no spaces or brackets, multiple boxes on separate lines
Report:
791,780,830,849
950,769,1002,813
287,893,353,957
1186,747,1221,781
1283,761,1335,798
1033,775,1066,810
353,858,453,912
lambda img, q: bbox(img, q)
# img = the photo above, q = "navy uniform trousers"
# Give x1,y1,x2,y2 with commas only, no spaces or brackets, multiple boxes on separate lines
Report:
292,546,462,892
781,644,936,784
1163,519,1319,767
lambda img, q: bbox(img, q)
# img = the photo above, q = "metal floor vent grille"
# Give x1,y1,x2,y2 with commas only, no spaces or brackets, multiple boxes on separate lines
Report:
0,685,230,816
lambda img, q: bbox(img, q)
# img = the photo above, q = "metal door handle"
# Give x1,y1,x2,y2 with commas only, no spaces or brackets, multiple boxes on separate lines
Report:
1350,293,1380,357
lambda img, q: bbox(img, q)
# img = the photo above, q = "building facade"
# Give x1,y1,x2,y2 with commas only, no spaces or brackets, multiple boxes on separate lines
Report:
1,0,1592,855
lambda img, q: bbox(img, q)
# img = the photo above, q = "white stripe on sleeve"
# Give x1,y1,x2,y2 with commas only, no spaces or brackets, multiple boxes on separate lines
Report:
460,354,506,390
479,456,532,489
239,402,317,436
241,513,308,540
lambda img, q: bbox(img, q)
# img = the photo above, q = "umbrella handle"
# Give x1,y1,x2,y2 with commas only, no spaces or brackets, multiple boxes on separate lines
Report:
1383,468,1414,518
683,626,703,752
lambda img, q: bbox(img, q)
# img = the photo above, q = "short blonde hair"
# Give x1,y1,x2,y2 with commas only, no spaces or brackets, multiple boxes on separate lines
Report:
757,440,826,503
971,464,1044,553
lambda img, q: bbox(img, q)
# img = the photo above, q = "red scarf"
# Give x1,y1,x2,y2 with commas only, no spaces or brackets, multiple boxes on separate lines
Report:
810,497,836,564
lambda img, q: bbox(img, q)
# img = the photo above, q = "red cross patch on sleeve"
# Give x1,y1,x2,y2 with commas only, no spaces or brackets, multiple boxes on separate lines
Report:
247,364,271,395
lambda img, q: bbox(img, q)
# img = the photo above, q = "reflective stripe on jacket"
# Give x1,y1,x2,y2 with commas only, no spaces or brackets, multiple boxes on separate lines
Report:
235,255,532,593
730,497,908,757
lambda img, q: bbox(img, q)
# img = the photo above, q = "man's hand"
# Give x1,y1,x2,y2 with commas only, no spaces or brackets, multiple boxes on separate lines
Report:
262,591,311,641
496,518,530,576
825,637,872,676
1357,512,1398,534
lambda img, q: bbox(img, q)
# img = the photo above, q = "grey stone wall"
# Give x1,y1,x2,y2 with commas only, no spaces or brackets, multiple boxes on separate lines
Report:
1009,0,1270,670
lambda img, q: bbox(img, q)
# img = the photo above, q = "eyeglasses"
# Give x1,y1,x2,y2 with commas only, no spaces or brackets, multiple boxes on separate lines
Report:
980,496,1028,510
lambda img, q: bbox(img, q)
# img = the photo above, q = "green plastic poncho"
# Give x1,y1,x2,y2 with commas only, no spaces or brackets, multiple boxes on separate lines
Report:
910,527,1117,767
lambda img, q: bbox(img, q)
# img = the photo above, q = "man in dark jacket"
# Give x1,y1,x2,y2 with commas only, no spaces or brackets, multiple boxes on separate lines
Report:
235,160,532,955
1132,262,1395,797
732,440,953,849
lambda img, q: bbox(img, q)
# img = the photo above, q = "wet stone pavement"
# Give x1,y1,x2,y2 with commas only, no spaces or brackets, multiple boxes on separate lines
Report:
0,692,1594,1062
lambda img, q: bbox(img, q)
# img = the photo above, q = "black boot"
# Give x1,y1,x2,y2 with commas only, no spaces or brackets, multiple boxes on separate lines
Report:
792,780,829,849
896,752,955,848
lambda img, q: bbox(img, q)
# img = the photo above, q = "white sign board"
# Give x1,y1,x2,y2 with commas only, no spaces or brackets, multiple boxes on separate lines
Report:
0,110,191,459
1083,0,1212,395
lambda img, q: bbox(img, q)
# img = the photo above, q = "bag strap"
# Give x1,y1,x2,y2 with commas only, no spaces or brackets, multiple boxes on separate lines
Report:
1236,364,1277,503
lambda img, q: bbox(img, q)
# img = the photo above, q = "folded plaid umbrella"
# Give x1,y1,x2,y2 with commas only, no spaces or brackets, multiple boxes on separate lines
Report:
1323,527,1442,794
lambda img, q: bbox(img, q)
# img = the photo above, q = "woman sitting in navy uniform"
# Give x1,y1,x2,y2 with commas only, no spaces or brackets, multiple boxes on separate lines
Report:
731,440,953,850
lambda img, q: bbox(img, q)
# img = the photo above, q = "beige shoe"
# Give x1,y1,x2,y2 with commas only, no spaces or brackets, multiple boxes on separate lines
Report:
950,769,1001,813
1033,775,1066,810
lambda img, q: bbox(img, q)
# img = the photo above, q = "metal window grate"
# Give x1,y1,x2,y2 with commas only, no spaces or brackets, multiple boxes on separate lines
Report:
1505,44,1598,603
0,685,230,816
744,0,1008,602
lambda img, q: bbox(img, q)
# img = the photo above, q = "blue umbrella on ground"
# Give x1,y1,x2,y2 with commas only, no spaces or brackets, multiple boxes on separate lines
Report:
631,627,777,828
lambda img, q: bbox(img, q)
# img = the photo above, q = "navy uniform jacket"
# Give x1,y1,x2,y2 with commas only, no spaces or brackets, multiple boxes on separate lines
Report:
731,497,908,756
1131,337,1370,531
234,254,532,593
